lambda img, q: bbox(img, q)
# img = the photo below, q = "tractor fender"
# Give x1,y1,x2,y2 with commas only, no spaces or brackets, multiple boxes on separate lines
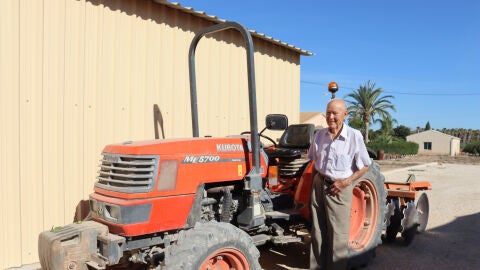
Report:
185,184,205,228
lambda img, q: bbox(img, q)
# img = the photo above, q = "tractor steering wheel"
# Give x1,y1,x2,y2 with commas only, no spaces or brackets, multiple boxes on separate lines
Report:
240,131,277,148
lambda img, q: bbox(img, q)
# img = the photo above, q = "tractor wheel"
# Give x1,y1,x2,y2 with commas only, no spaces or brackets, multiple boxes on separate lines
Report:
164,221,261,270
416,192,429,233
347,163,386,268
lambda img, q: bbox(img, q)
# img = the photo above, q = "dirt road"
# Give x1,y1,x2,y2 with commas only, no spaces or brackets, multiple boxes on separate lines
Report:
259,159,480,270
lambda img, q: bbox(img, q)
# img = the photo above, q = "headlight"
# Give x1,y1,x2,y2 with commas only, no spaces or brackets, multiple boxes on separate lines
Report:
106,205,120,220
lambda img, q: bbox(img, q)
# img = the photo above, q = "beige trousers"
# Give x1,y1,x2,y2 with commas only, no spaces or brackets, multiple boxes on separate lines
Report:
310,173,354,270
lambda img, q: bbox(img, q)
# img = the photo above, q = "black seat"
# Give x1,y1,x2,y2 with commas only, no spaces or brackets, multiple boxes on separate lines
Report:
279,124,315,149
265,124,316,179
265,124,316,159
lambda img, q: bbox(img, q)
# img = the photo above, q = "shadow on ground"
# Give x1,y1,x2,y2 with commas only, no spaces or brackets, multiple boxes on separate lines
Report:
259,213,480,270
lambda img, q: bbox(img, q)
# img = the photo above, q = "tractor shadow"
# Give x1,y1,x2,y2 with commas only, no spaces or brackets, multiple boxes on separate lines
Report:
258,230,310,270
259,213,480,270
366,212,480,269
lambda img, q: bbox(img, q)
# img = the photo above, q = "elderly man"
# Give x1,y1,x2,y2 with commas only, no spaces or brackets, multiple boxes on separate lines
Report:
308,98,372,270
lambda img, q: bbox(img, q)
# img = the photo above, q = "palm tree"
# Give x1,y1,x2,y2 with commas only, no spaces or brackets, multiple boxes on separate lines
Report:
373,115,397,144
345,80,396,143
375,115,398,137
348,115,365,134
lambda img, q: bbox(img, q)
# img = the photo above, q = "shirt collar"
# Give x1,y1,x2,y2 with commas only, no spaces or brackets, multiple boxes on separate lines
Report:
338,123,349,140
325,123,348,141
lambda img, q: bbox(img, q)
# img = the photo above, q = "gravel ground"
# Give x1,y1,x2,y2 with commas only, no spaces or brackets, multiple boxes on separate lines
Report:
259,155,480,270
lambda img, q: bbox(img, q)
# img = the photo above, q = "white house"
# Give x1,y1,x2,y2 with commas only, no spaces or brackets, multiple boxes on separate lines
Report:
407,130,461,156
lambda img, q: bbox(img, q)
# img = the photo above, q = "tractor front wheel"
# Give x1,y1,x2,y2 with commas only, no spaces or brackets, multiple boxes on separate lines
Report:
164,221,261,270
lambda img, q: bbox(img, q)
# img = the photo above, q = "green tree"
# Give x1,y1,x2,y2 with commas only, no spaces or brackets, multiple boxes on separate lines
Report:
463,141,480,155
373,115,397,144
375,115,397,137
345,80,396,143
425,121,431,130
369,129,381,141
393,125,411,139
348,115,364,133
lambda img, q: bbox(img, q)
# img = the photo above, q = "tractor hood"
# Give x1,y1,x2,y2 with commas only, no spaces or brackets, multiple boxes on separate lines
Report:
102,136,252,157
95,136,268,198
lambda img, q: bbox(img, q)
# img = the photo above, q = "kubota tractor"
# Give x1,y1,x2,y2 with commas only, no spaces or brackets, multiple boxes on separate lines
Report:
38,22,430,270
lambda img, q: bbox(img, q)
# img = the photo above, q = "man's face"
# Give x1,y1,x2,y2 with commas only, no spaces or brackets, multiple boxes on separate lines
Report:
326,100,348,132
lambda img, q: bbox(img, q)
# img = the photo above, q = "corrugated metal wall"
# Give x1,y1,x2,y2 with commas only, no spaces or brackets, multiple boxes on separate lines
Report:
0,0,301,267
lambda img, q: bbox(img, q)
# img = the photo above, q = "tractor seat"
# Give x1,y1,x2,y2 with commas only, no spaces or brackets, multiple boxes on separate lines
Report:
265,124,315,179
265,124,315,159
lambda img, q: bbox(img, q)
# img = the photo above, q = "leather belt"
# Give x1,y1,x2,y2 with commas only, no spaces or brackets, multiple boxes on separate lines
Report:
318,173,335,185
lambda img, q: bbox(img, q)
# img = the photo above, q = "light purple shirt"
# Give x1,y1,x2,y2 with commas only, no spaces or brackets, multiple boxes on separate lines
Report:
308,124,372,180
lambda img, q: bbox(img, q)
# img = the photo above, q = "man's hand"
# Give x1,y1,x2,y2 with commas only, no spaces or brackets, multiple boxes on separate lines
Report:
329,178,351,196
329,165,368,196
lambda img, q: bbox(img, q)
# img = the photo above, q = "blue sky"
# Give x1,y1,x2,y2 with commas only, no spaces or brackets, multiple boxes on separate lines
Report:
177,0,480,130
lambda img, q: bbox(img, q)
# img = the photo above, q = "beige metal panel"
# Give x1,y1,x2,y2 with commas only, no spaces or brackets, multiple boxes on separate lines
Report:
113,1,134,141
83,0,103,198
117,0,170,142
0,1,22,268
18,0,44,264
42,0,66,231
195,30,262,138
145,2,166,140
155,5,184,139
197,34,232,137
1,0,305,267
63,0,86,225
228,32,251,135
169,10,193,138
254,40,301,140
129,1,150,141
96,1,116,152
227,31,251,135
192,30,301,139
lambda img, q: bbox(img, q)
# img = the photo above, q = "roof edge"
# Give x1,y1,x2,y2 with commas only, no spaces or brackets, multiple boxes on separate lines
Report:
407,129,461,140
153,0,314,56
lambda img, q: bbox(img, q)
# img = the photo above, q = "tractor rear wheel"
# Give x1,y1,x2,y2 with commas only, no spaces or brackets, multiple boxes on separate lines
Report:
164,221,261,270
347,163,386,268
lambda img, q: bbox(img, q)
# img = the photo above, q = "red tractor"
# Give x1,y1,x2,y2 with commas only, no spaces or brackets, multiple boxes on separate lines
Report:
38,22,430,270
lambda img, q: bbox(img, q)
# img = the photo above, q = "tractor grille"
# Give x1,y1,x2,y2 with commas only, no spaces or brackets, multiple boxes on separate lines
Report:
95,154,159,193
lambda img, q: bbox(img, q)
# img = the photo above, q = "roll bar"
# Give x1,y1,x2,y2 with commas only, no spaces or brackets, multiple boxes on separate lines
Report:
188,21,261,179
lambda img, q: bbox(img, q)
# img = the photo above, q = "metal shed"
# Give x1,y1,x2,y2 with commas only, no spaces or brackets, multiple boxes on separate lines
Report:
0,0,311,268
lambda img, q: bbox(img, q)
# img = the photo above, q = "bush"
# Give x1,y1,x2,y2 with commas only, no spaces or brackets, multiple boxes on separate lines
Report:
367,140,418,155
463,141,480,155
